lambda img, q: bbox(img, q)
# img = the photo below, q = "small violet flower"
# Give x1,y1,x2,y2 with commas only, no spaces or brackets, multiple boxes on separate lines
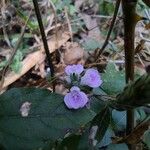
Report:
65,64,84,76
64,86,88,109
81,69,102,88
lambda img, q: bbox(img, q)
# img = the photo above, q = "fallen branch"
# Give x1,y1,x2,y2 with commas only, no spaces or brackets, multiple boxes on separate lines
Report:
1,31,70,89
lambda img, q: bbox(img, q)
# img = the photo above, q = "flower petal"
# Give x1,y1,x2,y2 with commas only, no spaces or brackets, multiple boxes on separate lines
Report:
64,86,88,109
81,69,102,88
65,64,84,75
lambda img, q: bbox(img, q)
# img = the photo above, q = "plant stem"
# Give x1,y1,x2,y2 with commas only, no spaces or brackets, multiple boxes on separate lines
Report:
32,0,54,78
122,0,138,149
96,0,121,58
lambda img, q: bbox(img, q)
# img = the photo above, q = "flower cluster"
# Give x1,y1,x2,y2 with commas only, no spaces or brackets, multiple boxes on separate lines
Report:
64,64,102,109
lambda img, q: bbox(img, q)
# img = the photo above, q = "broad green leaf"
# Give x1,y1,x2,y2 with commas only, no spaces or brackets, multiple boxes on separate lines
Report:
99,1,115,15
106,143,128,150
135,107,147,122
97,128,115,148
143,129,150,149
90,107,111,145
56,125,93,150
111,108,146,132
102,63,126,95
114,74,150,110
10,50,23,73
69,5,77,16
90,96,106,114
92,87,107,95
56,134,81,150
111,110,126,131
77,128,90,150
0,88,95,150
56,123,91,150
82,38,102,51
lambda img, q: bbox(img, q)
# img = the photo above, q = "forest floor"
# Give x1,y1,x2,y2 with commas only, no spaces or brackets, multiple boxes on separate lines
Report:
0,0,150,149
0,0,149,93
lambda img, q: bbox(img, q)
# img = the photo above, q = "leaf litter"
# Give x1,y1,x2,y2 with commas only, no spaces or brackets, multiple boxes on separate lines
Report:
0,1,150,148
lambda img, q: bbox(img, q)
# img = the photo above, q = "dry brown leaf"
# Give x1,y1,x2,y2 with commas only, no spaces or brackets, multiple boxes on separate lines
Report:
135,40,145,54
135,65,146,76
145,23,150,30
55,83,68,95
41,32,70,53
81,14,102,41
74,0,85,11
79,14,103,53
63,42,85,65
34,56,46,78
81,13,96,30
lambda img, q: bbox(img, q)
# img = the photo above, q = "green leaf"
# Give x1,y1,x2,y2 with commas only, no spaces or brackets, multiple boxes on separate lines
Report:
56,134,81,150
135,107,147,122
77,128,90,150
143,129,150,149
113,73,150,110
82,38,102,51
0,61,7,71
111,110,126,131
90,107,111,146
97,128,115,148
16,9,38,31
56,125,93,150
102,63,126,95
56,123,91,150
99,1,115,15
106,143,128,150
69,5,77,16
90,96,106,114
10,50,23,73
0,88,95,150
92,87,107,95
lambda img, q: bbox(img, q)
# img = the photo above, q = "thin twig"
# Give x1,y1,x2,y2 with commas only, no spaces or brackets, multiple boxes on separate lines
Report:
91,15,113,19
137,54,145,67
49,0,58,52
64,6,73,42
96,0,121,58
32,0,54,79
48,0,59,92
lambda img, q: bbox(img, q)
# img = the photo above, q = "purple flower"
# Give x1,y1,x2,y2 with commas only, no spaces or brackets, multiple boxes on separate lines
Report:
81,69,102,88
64,86,88,109
65,64,84,76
